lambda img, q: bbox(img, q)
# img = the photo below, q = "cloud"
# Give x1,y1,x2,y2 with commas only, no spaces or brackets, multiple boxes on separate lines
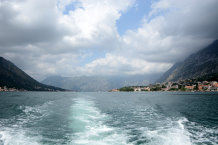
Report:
0,0,67,47
79,53,171,76
121,0,218,63
60,0,134,51
0,0,217,80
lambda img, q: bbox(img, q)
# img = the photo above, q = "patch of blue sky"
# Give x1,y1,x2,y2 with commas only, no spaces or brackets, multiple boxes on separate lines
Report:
80,50,106,66
116,0,154,35
63,1,82,15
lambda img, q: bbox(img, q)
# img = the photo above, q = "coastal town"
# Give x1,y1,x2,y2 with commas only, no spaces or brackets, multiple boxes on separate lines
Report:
0,86,57,92
1,80,218,92
0,86,18,92
112,80,218,92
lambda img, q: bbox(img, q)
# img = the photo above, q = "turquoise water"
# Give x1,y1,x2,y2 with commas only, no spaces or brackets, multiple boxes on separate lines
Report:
0,92,217,145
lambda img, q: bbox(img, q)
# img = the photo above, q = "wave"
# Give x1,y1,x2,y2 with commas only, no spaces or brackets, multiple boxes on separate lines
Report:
139,117,192,145
121,104,217,145
119,105,193,145
184,120,218,144
0,101,53,145
0,128,41,145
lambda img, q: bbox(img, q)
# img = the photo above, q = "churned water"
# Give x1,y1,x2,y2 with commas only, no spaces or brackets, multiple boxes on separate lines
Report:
0,92,217,145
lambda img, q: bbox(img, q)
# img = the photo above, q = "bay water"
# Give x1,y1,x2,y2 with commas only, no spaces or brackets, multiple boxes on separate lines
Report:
0,92,217,145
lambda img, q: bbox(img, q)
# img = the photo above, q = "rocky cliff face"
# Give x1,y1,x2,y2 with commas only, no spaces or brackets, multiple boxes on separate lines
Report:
157,39,218,82
0,57,65,91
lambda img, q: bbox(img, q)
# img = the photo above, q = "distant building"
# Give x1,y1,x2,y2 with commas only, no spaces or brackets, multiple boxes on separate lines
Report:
166,82,172,88
134,87,141,92
185,85,194,90
210,87,218,91
203,81,209,85
142,87,150,91
0,86,18,91
171,85,178,89
161,88,168,91
211,81,218,87
111,89,119,92
198,85,204,91
202,85,210,90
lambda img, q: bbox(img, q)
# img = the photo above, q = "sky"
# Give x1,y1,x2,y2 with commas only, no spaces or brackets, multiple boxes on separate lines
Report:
0,0,218,80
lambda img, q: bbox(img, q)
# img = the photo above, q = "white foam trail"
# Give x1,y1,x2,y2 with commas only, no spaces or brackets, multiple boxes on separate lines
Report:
0,128,41,145
69,98,218,145
165,118,191,145
0,101,53,145
126,104,193,145
69,98,132,145
185,120,218,145
136,117,191,145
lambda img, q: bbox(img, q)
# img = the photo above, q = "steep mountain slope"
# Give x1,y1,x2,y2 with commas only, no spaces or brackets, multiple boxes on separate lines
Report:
156,62,183,83
157,39,218,82
0,57,65,91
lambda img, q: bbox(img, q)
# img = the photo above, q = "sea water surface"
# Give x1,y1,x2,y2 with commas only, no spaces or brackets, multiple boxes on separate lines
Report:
0,92,217,145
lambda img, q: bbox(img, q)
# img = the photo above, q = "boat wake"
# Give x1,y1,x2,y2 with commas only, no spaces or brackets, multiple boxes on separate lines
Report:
0,101,52,145
69,98,131,145
0,95,217,145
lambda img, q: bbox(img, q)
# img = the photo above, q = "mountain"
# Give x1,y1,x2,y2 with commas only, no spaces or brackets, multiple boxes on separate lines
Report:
0,57,65,91
42,74,160,92
42,76,110,92
157,39,218,82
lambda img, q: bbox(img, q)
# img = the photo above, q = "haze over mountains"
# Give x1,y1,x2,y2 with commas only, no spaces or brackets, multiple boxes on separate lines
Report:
157,39,218,82
42,74,160,92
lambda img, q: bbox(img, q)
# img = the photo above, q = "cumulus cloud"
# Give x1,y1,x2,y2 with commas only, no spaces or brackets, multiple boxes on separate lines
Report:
121,0,218,62
0,0,217,80
0,0,66,46
79,53,171,76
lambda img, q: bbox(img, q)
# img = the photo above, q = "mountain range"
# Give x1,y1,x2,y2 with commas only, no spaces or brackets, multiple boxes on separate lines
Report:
0,57,65,91
42,39,218,91
157,39,218,82
41,74,160,92
1,39,217,91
